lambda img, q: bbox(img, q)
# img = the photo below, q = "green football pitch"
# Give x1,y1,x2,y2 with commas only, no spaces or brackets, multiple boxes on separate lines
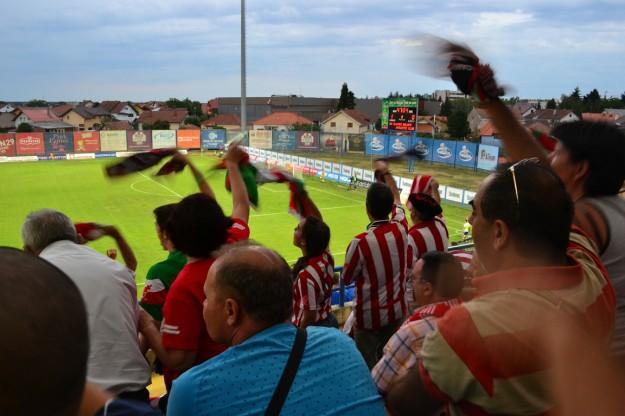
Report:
0,154,471,290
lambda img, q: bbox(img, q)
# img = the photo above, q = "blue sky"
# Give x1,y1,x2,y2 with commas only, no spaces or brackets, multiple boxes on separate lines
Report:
2,0,624,101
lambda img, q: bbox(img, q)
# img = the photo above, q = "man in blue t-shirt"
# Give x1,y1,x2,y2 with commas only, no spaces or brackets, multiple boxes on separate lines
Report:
168,244,385,416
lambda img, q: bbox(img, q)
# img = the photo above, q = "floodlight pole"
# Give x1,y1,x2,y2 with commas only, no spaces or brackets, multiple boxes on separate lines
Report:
240,0,247,135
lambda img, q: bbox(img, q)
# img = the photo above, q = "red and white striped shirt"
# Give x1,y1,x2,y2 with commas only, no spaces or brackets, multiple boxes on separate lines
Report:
292,251,335,326
408,217,449,260
342,205,411,330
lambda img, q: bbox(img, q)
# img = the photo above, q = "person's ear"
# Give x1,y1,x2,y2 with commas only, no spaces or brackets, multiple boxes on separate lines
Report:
573,160,590,186
422,281,434,298
492,219,510,251
224,298,240,327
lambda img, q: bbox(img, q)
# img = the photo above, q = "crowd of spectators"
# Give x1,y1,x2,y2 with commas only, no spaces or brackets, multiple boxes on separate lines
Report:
3,40,625,416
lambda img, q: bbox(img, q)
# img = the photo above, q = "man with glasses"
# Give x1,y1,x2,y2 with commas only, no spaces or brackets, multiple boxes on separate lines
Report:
386,161,615,415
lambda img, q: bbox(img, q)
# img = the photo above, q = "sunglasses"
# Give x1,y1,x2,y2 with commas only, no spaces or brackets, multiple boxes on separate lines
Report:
507,157,541,209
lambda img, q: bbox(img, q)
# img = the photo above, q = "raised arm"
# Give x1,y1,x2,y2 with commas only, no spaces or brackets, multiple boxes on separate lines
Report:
224,144,250,223
174,151,216,200
375,160,402,205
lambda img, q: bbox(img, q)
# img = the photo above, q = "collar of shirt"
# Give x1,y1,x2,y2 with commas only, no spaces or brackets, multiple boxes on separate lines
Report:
408,298,462,322
472,256,584,296
367,219,390,230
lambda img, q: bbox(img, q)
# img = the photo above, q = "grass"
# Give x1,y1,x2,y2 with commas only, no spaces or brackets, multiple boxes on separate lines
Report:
0,153,471,290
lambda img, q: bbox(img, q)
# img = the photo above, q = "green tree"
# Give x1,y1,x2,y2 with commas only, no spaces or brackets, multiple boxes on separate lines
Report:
166,98,204,117
583,89,602,113
144,120,170,130
439,99,453,117
559,87,583,115
184,116,203,127
25,99,47,107
291,122,319,131
447,110,470,139
16,122,34,132
336,83,356,110
546,98,557,109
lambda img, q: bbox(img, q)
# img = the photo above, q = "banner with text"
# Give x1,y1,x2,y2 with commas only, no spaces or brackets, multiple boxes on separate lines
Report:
44,132,73,155
201,129,226,150
347,134,365,153
176,130,201,149
477,144,499,171
249,130,272,149
73,131,100,153
16,133,45,155
100,131,127,152
272,130,296,151
0,134,16,156
127,130,152,151
152,130,176,149
296,131,319,150
432,139,456,165
454,142,477,169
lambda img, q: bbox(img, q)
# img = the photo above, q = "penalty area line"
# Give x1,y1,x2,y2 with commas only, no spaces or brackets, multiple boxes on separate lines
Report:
138,172,183,199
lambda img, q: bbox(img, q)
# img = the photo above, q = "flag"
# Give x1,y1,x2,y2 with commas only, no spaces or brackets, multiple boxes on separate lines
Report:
531,130,557,152
105,149,178,177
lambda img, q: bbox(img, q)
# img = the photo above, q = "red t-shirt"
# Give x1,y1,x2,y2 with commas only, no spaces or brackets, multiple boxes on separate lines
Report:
161,219,250,389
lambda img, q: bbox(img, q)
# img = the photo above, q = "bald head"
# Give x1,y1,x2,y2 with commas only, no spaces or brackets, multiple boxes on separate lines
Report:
0,247,88,416
213,244,293,326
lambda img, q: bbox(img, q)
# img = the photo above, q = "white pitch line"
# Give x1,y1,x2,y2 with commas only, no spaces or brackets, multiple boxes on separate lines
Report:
307,186,363,203
130,179,178,198
138,172,183,198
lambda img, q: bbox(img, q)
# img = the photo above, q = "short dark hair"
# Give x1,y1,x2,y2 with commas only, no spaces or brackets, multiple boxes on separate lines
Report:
166,193,233,258
551,121,625,196
0,247,88,416
153,203,177,230
215,245,293,325
366,182,394,220
420,251,464,299
481,161,573,259
302,216,331,258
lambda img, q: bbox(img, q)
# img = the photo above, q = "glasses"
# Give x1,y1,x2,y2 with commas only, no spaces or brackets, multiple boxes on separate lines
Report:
507,157,541,211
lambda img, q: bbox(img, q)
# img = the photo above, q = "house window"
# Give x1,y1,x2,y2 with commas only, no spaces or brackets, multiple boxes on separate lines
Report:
347,122,353,128
330,122,336,127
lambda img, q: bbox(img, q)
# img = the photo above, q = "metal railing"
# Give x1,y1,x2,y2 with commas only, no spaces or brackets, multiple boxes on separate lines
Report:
332,241,474,307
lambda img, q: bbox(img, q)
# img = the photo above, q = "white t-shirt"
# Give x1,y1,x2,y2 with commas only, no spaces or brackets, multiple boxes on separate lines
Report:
41,240,151,394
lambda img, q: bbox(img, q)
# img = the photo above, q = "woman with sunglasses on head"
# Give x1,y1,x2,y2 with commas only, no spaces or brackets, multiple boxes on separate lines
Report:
440,40,625,357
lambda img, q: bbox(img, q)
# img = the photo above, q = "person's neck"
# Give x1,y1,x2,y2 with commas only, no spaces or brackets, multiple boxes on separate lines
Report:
230,319,288,346
493,251,568,273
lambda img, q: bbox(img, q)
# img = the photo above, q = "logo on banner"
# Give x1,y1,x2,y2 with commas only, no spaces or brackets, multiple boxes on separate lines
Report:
414,141,429,156
324,136,337,149
49,134,68,151
458,145,473,161
391,138,406,152
208,131,218,140
371,137,384,151
22,137,41,146
301,132,314,146
0,137,15,152
131,132,147,145
436,143,451,159
278,131,289,141
480,148,496,162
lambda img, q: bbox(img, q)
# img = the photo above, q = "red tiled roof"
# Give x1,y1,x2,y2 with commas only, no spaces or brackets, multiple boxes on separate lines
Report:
254,111,312,126
582,112,617,123
525,109,576,122
342,109,371,125
103,121,132,130
202,114,241,127
17,107,60,122
51,104,74,117
138,109,188,124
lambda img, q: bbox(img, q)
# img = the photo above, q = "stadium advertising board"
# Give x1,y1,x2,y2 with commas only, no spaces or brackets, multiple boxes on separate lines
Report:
365,133,388,156
16,133,45,155
323,161,332,173
201,129,226,150
74,131,100,153
259,149,267,158
347,134,365,152
320,133,342,151
445,187,464,203
342,165,353,177
152,130,177,149
481,136,503,148
306,159,315,168
126,130,152,151
362,169,374,182
269,151,278,160
400,177,412,193
477,144,499,171
314,160,323,170
463,190,476,205
352,167,363,179
298,156,306,167
454,142,477,169
412,137,433,161
432,139,456,165
332,163,341,174
100,131,127,152
388,136,411,156
382,98,418,131
272,130,296,151
249,130,272,149
44,132,73,155
297,131,319,150
0,134,16,156
437,185,446,199
176,130,201,149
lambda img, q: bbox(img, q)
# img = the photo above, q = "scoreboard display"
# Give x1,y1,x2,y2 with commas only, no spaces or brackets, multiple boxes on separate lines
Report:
381,98,418,132
388,106,416,131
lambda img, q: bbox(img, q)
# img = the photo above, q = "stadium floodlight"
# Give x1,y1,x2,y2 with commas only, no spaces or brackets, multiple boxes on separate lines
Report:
241,0,247,135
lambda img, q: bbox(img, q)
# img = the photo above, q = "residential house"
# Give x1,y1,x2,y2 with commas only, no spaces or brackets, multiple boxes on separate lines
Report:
252,111,313,130
102,121,132,130
468,107,490,135
0,103,16,113
14,107,61,129
433,90,467,102
201,114,241,131
62,106,110,130
582,113,618,123
603,109,625,119
512,102,537,118
98,101,140,122
51,104,74,118
416,116,447,137
137,109,188,130
321,109,372,134
523,109,579,127
0,111,17,130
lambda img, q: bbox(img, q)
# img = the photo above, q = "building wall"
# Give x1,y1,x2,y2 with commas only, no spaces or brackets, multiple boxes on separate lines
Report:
14,114,31,128
321,113,366,134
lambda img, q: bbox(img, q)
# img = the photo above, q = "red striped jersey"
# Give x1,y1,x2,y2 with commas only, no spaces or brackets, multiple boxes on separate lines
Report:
408,217,449,260
292,251,335,326
342,205,411,330
418,229,615,415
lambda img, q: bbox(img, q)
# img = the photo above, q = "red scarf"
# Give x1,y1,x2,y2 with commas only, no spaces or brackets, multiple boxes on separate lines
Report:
408,298,461,322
